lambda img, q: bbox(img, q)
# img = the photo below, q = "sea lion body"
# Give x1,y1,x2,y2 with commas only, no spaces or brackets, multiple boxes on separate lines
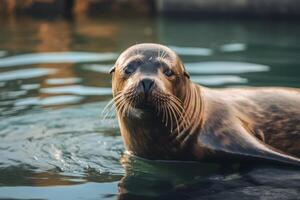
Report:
200,87,300,157
193,87,300,163
108,43,300,166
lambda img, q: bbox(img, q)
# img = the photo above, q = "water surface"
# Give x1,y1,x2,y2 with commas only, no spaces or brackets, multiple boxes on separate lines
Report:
0,16,300,200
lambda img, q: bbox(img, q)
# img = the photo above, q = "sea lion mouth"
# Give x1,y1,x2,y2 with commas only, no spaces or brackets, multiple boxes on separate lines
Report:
106,84,186,126
124,90,156,111
134,100,155,110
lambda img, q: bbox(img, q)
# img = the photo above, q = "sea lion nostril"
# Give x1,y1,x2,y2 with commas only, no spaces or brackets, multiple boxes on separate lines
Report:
141,79,154,94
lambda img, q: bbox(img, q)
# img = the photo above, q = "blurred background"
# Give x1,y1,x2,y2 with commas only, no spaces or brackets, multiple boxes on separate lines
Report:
0,1,300,200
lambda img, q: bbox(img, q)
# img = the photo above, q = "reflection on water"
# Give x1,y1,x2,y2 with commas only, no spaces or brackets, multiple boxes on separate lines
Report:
220,43,247,52
168,45,213,56
0,52,117,68
40,85,112,96
46,77,82,85
191,75,248,85
0,68,56,81
0,51,7,57
0,16,300,199
118,153,222,198
185,61,269,74
14,95,84,106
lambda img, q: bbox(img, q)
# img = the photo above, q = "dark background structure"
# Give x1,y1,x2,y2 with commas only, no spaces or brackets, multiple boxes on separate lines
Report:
1,0,300,18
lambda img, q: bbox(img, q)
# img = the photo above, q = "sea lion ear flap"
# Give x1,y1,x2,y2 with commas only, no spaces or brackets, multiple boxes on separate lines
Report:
109,66,115,74
184,71,190,79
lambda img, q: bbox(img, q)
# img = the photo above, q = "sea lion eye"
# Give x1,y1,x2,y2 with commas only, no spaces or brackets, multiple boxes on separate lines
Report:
164,69,174,77
124,64,136,75
124,60,142,75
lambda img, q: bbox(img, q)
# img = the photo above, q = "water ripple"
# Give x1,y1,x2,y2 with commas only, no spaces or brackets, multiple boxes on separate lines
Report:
46,78,82,85
186,62,269,74
14,95,84,106
0,103,123,174
20,84,41,90
220,43,247,52
83,64,112,73
0,52,118,68
0,50,7,57
40,85,112,96
169,45,213,56
0,68,56,81
1,90,27,98
191,75,248,85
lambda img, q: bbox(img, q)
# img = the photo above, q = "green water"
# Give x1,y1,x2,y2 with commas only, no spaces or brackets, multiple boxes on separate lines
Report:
0,16,300,200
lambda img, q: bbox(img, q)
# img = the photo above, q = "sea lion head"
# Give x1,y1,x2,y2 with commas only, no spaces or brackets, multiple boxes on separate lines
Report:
110,43,190,120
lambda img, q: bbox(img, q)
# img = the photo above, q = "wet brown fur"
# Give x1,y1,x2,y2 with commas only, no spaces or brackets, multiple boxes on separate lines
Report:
108,43,300,166
212,87,300,157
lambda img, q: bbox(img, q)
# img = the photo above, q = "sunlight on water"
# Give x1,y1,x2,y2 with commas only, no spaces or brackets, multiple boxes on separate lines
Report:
185,62,269,74
20,83,40,90
220,43,247,52
46,78,82,85
40,85,112,96
0,52,118,67
169,45,213,56
0,68,56,81
0,50,7,57
14,95,84,106
191,75,248,85
83,64,113,73
0,182,119,200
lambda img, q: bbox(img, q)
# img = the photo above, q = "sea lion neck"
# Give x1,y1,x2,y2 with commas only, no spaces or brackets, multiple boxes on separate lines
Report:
118,112,178,159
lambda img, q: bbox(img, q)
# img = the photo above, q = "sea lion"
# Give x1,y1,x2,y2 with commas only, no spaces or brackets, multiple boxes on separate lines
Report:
107,43,300,166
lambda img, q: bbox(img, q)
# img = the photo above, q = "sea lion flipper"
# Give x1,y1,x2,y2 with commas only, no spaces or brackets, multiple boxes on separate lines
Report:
201,125,300,166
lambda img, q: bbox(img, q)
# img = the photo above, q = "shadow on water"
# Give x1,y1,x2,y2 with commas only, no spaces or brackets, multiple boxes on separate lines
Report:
118,154,222,199
118,154,300,200
0,15,300,199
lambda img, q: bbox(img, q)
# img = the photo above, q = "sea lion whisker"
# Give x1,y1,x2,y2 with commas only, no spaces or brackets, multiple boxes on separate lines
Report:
113,95,128,109
156,94,169,126
161,50,167,59
169,95,186,115
102,104,117,121
170,103,186,132
167,103,177,133
162,103,167,127
167,102,181,135
157,48,161,61
169,96,189,130
160,50,164,59
114,93,134,116
153,96,161,115
120,100,129,117
121,93,138,116
166,103,174,131
102,99,116,120
102,93,123,120
125,101,132,117
163,103,169,127
122,102,131,117
158,48,163,60
165,104,174,133
102,92,122,114
114,98,125,113
125,95,136,117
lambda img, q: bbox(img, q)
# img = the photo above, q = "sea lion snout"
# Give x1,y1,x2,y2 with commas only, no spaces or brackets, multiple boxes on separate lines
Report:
134,78,157,108
140,78,155,96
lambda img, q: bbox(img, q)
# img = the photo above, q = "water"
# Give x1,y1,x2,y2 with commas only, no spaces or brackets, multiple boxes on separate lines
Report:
0,16,300,200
